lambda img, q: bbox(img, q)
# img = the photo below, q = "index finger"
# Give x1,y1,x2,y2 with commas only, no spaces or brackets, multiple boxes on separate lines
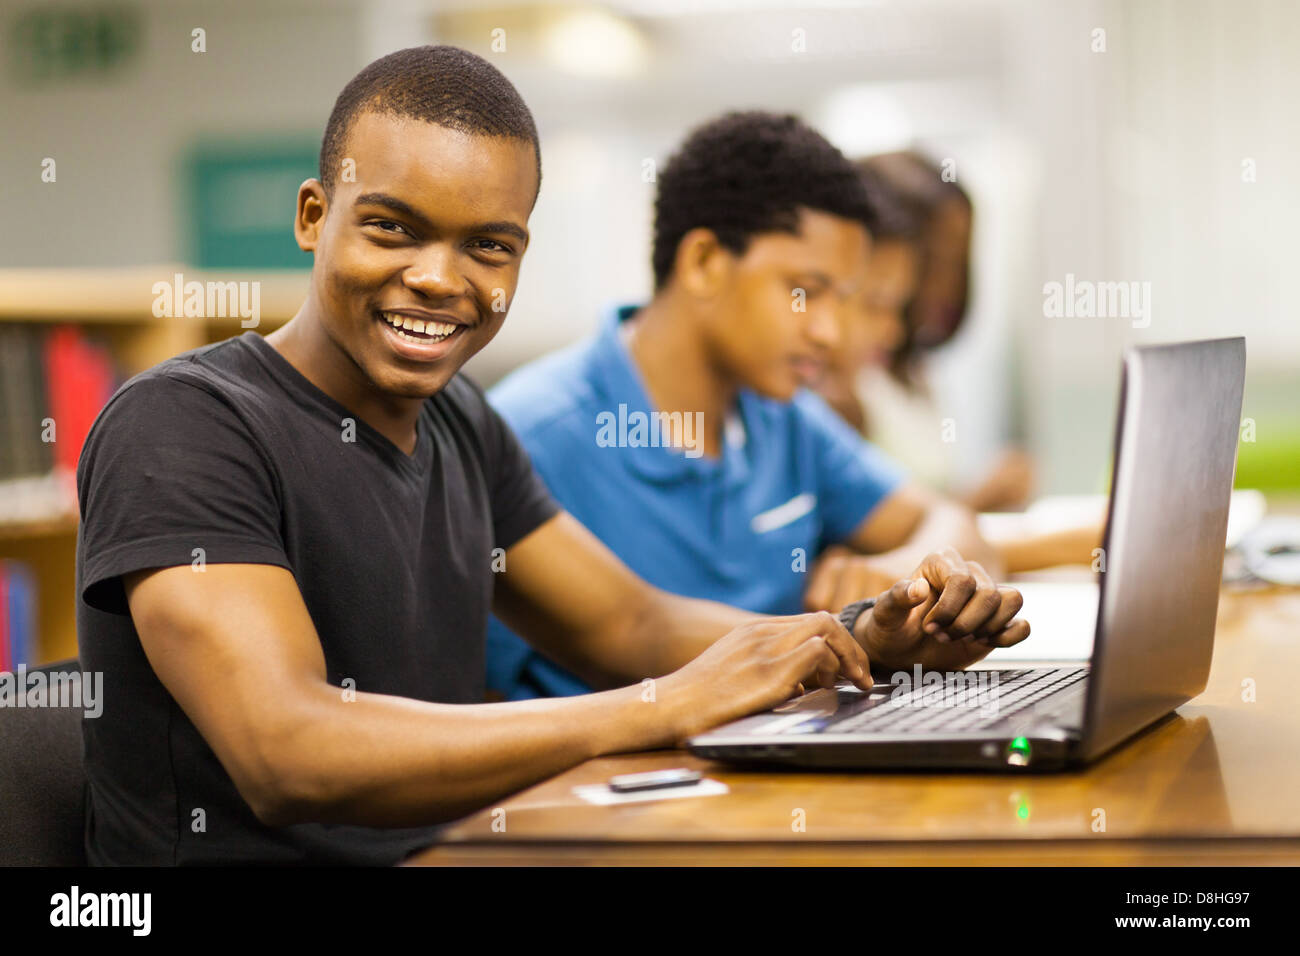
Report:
779,611,873,690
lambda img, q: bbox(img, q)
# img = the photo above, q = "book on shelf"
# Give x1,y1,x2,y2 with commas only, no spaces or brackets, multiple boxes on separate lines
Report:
0,560,36,671
0,323,119,525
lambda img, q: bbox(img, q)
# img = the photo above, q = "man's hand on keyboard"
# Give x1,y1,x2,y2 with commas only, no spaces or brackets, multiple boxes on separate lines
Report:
856,547,1030,673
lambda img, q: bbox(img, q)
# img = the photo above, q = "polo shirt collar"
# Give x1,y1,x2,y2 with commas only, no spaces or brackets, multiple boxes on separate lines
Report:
592,303,751,486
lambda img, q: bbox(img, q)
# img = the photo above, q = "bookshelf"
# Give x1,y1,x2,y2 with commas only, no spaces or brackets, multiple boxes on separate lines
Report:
0,266,310,665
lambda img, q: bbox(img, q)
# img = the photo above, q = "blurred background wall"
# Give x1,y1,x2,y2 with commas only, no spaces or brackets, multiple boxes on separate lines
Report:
3,0,1297,495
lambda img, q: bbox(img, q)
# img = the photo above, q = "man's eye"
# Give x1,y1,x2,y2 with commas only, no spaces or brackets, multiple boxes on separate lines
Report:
368,220,409,236
473,239,510,254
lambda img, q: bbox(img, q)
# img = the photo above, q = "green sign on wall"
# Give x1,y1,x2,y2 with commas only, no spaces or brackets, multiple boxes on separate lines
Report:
8,4,141,86
186,140,319,270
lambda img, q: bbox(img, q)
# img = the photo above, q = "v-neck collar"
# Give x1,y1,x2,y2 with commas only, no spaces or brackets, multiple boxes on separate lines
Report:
240,332,428,474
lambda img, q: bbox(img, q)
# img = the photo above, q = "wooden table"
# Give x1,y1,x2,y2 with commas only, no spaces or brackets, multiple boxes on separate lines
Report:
408,588,1300,865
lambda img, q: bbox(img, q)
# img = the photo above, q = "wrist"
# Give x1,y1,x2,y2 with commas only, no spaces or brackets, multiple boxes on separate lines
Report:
655,670,710,743
846,598,877,646
854,610,913,675
596,673,697,754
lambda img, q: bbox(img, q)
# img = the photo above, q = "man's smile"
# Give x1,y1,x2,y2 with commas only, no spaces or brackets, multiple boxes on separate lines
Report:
375,308,471,361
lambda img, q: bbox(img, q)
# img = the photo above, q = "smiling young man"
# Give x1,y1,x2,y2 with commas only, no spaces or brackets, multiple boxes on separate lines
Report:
486,113,1008,700
76,48,1028,865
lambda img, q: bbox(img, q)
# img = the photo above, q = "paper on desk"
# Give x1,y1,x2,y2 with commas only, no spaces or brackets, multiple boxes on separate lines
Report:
977,580,1098,664
573,778,729,806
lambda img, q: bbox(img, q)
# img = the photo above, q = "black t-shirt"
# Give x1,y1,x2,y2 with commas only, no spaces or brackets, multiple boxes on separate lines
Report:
76,331,559,865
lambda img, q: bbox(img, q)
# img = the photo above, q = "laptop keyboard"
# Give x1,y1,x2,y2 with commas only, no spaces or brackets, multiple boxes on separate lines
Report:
789,667,1089,736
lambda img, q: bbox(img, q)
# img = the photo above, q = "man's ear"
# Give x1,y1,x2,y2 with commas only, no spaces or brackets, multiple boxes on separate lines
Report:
673,227,733,299
295,179,328,252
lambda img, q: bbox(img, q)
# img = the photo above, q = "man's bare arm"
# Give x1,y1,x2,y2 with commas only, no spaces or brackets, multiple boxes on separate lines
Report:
491,511,761,687
848,484,1003,572
492,512,1030,689
125,560,868,830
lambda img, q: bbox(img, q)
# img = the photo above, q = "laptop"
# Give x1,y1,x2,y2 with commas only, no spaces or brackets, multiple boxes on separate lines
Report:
688,337,1246,771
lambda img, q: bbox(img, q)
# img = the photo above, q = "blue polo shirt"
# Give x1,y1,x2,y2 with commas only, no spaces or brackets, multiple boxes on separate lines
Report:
486,303,906,699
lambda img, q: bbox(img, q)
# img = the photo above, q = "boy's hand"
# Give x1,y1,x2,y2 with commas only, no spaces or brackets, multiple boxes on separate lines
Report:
858,548,1029,672
661,611,873,740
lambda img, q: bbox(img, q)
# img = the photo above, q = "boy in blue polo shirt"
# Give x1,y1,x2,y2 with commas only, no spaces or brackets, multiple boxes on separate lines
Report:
487,112,1004,700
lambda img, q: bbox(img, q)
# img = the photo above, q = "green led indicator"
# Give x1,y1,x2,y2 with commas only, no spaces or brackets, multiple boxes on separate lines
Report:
1010,736,1030,754
1006,736,1032,766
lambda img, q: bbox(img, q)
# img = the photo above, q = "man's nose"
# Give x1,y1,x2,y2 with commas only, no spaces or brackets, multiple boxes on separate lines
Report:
403,245,468,300
807,302,842,351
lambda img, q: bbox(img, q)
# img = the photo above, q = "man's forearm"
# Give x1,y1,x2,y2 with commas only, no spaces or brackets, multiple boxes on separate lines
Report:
515,584,759,692
624,589,762,679
862,498,1004,579
994,523,1104,573
257,677,694,828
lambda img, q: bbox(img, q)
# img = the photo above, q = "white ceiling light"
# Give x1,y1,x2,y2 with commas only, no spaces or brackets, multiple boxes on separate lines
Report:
541,7,650,78
817,84,914,157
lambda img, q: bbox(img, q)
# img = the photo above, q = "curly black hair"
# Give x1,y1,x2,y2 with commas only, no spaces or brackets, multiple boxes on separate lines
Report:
651,112,878,290
319,45,540,199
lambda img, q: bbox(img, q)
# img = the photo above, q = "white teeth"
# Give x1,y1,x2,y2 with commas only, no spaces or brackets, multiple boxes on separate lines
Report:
380,311,458,343
394,328,448,343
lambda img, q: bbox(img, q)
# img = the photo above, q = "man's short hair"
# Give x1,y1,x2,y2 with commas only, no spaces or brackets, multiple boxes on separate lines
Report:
319,45,541,198
651,111,878,289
